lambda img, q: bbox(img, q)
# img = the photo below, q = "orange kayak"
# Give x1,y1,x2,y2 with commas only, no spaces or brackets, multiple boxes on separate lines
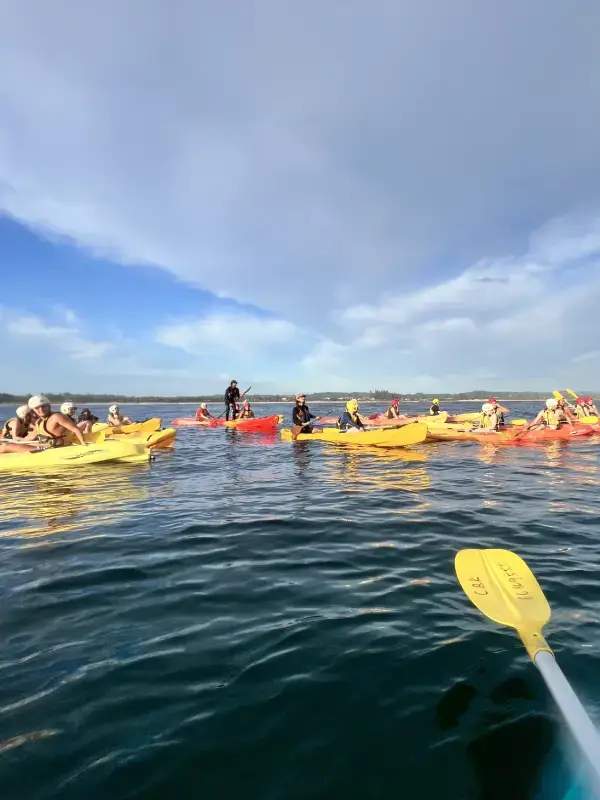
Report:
428,424,595,444
172,415,283,431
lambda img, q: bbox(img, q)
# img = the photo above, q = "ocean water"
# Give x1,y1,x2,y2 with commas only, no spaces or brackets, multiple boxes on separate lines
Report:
1,401,599,800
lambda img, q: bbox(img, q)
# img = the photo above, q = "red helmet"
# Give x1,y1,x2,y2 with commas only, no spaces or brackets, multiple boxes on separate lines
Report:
576,396,584,405
391,398,399,405
488,397,497,404
585,396,593,404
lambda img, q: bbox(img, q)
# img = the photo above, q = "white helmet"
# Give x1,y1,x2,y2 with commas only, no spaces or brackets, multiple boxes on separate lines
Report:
200,403,207,409
16,405,30,420
481,403,494,413
28,395,50,409
60,401,76,415
546,398,558,409
108,404,119,414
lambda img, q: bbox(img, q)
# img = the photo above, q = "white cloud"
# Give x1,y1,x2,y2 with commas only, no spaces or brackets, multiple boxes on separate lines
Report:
1,0,600,329
4,309,113,360
156,313,299,355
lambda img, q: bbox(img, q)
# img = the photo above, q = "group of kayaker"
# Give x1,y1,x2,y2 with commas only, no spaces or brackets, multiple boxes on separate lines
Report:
195,381,255,422
0,396,134,454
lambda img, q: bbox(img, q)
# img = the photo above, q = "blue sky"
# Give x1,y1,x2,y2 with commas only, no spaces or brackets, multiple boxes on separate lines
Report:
2,0,600,395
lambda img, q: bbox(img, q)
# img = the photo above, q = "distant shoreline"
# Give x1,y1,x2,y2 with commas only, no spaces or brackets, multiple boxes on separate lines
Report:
0,398,552,407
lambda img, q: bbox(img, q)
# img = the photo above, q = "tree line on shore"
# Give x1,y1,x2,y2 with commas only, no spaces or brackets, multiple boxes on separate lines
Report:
2,389,589,405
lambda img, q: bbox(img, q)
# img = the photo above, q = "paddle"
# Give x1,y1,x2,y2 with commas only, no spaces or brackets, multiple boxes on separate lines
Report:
553,390,577,413
211,386,252,424
455,549,600,787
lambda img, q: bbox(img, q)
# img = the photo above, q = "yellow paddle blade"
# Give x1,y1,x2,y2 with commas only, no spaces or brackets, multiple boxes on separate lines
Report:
566,388,579,399
579,415,598,424
455,549,552,660
509,419,527,426
553,390,565,401
84,429,106,444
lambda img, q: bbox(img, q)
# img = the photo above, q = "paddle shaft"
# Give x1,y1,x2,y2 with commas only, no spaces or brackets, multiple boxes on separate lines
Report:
535,651,600,786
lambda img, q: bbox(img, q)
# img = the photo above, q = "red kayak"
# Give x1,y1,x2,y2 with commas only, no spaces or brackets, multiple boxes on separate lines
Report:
513,424,595,442
172,415,282,431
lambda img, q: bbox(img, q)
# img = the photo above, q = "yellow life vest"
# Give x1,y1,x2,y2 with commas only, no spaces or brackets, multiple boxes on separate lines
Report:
1,418,16,439
543,409,559,427
479,412,491,429
36,416,68,447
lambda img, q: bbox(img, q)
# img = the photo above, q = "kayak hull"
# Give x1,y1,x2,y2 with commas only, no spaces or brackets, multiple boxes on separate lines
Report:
0,440,151,472
427,424,595,444
172,415,282,430
108,428,177,450
280,422,428,447
92,418,161,435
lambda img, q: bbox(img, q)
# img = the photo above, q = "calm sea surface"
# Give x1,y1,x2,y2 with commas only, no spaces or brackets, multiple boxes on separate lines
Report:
1,401,600,800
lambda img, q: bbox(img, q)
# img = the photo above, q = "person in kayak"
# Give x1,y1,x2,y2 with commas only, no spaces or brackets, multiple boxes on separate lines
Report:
474,403,500,432
487,398,510,426
576,396,599,418
60,402,94,433
429,398,441,416
107,404,132,426
291,394,320,439
523,398,575,432
238,401,255,419
338,399,367,432
224,381,241,421
78,408,99,425
385,398,402,419
0,405,40,452
195,403,213,421
28,395,87,447
556,398,578,422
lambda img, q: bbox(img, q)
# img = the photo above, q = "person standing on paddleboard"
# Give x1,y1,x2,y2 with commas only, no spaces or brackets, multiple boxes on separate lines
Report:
224,381,241,421
291,394,320,440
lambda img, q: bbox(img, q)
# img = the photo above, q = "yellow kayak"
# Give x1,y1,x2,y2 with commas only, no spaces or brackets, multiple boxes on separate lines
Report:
417,412,450,427
91,418,162,435
108,427,177,450
280,422,427,447
453,412,480,422
0,439,150,472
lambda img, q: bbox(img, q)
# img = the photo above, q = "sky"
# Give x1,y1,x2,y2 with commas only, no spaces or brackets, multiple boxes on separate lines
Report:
2,0,600,395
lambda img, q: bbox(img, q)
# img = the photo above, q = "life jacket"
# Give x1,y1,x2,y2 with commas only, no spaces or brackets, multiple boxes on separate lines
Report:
429,404,440,416
338,412,361,431
386,406,399,419
196,409,210,420
107,415,124,426
479,412,491,429
543,409,560,427
239,408,254,419
36,415,67,447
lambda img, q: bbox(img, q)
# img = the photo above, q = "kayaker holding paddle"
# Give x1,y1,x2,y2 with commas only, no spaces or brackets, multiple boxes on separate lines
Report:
473,402,500,432
487,397,510,425
224,380,241,421
521,398,574,433
291,394,320,440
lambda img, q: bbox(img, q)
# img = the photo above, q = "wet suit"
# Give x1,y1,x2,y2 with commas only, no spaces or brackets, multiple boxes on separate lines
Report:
291,403,316,439
224,386,241,421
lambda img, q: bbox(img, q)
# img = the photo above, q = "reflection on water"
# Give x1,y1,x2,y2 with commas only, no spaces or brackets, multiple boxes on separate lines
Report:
0,465,150,542
321,445,430,495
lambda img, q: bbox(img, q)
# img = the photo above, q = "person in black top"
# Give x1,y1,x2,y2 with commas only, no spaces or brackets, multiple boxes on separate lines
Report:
291,394,320,440
224,380,241,421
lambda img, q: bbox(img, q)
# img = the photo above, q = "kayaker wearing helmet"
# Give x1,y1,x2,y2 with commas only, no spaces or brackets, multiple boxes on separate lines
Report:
523,398,574,432
28,395,87,447
429,398,441,416
487,398,510,426
238,401,255,419
576,396,599,418
60,401,94,433
385,398,402,419
0,405,40,453
107,404,132,426
338,399,367,432
224,380,241,421
195,403,213,421
475,403,500,432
